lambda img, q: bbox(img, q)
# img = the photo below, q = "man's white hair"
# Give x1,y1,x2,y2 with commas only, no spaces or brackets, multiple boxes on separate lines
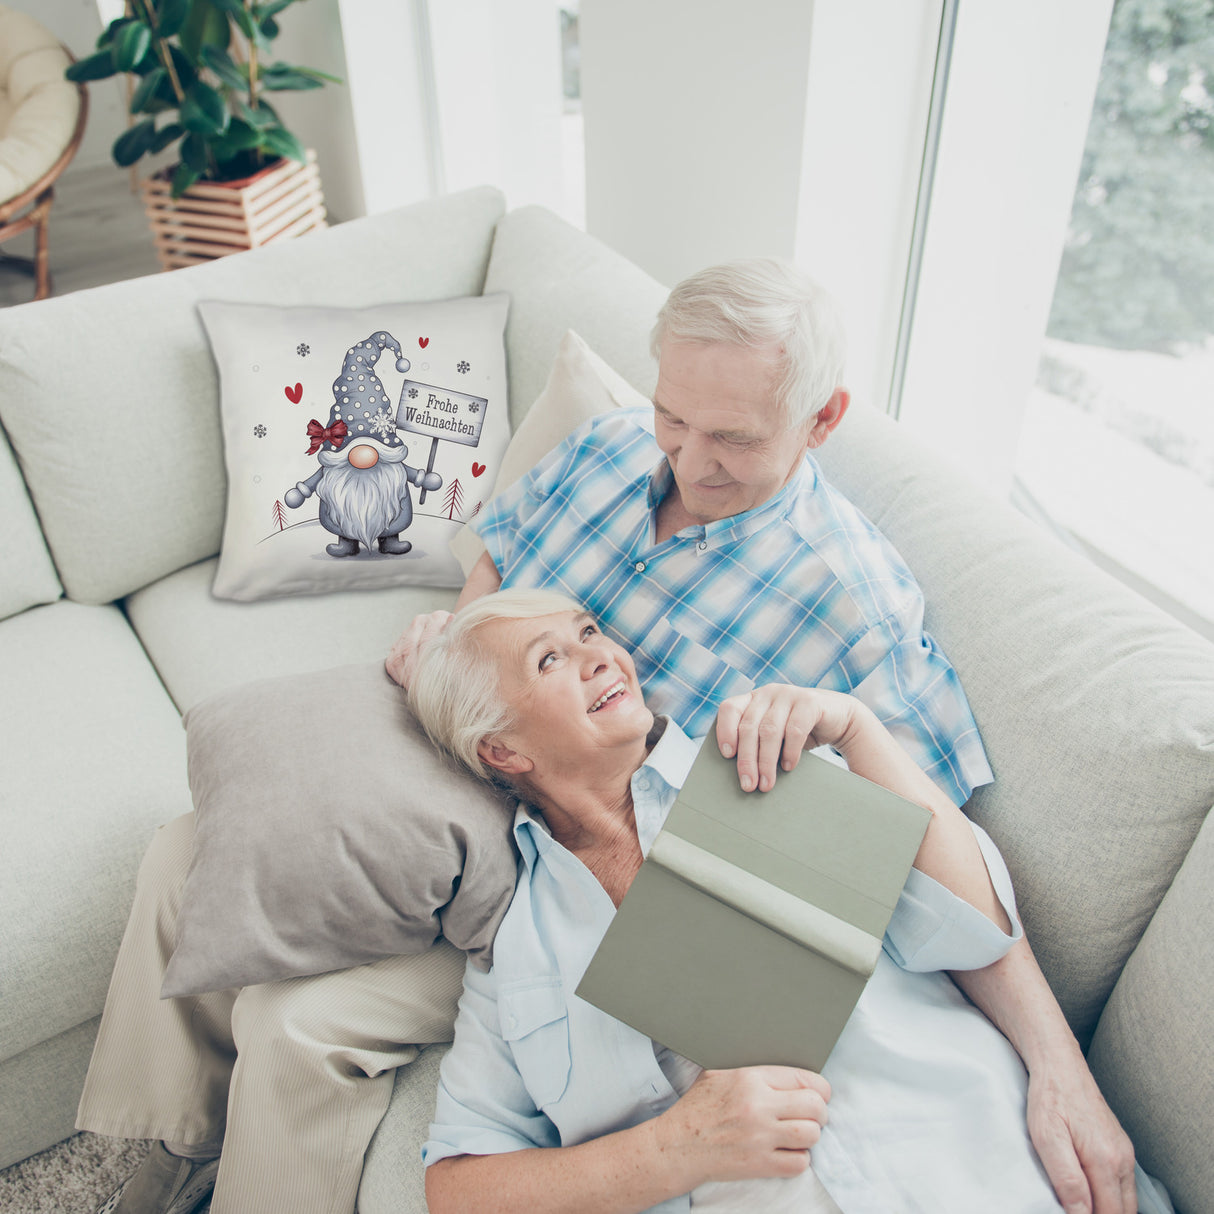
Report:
408,588,586,781
650,258,847,429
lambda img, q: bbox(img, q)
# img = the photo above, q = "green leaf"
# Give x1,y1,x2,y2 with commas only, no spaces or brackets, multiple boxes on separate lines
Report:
155,0,192,40
234,97,278,129
259,15,279,40
112,20,152,72
200,44,248,90
150,122,185,153
221,118,263,150
96,17,128,50
259,63,323,91
167,44,198,91
171,162,201,197
112,119,157,167
129,66,166,112
260,125,305,163
181,81,230,135
180,0,231,63
66,50,119,83
180,131,210,172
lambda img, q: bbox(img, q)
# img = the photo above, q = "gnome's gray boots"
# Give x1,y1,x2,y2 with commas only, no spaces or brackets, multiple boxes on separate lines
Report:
95,1142,219,1214
378,535,412,555
326,536,360,557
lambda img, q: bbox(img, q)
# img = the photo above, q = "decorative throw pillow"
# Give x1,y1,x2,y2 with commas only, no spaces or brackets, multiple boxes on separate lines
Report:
199,295,510,602
449,328,650,575
162,662,519,998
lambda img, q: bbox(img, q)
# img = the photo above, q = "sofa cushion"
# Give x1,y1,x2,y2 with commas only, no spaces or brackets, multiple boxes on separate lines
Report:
0,423,60,620
198,294,510,601
0,186,506,606
0,600,191,1063
124,557,455,714
163,663,517,996
1088,804,1214,1214
814,402,1214,1046
483,205,668,428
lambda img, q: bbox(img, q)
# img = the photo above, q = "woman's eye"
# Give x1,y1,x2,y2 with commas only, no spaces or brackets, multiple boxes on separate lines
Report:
581,624,598,639
539,651,557,671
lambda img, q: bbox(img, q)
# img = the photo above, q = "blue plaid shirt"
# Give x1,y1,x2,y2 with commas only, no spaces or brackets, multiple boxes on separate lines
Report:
474,407,992,805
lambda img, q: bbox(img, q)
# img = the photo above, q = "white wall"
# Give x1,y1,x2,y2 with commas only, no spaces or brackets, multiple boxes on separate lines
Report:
579,0,818,289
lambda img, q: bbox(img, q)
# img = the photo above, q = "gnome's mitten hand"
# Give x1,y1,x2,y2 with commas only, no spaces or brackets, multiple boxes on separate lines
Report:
421,470,442,492
284,482,313,509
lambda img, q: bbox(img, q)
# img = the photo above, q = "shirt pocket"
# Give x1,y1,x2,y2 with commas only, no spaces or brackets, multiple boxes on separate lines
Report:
499,978,572,1110
636,614,754,721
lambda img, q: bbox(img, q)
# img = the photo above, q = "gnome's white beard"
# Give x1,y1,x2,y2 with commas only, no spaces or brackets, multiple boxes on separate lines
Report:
316,458,411,549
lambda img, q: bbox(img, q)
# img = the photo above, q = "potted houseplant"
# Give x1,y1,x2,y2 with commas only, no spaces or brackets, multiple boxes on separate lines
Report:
66,0,340,268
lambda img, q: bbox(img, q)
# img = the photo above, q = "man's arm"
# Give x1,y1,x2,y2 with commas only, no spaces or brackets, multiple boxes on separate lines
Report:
951,942,1137,1214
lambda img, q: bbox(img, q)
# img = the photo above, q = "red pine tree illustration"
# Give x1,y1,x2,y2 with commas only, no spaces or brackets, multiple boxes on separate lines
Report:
272,499,287,531
470,500,483,518
443,477,464,520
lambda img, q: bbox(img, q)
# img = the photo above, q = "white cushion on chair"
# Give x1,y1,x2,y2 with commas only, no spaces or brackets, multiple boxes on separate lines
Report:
0,6,78,203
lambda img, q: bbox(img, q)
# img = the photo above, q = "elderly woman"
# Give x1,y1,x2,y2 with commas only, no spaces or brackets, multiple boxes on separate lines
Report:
408,588,1107,1214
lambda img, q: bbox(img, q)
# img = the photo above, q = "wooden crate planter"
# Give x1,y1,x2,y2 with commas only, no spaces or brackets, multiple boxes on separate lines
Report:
140,150,327,271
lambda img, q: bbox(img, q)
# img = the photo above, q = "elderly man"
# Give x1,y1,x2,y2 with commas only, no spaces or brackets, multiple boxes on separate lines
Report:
388,260,1136,1214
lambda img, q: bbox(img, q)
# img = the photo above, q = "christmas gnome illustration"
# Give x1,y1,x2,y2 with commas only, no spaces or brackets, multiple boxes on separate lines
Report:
283,331,441,557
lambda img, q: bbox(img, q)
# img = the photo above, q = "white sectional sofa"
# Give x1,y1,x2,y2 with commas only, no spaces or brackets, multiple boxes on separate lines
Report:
1,186,1211,1213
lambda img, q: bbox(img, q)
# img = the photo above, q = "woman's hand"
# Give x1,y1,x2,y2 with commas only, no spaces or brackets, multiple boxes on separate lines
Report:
715,685,861,792
654,1066,831,1185
385,610,454,688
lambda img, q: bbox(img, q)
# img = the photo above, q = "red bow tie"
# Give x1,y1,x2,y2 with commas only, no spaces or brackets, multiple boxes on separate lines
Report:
305,418,348,455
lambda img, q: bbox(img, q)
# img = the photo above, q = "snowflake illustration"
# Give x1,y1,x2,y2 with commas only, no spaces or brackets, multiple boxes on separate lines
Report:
408,386,419,399
369,408,396,439
457,360,470,374
253,424,267,438
297,343,310,357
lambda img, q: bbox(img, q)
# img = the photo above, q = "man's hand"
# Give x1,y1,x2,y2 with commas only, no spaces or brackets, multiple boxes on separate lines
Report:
1026,1061,1137,1214
653,1066,830,1186
715,684,859,792
385,610,453,688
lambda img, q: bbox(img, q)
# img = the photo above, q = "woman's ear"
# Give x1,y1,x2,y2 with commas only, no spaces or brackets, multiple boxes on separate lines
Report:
477,738,534,777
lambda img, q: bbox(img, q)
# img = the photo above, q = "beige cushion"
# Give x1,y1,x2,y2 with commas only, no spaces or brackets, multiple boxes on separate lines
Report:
0,424,60,620
814,402,1214,1046
483,205,667,430
0,186,506,605
163,663,518,997
0,7,77,201
0,600,191,1062
449,329,644,575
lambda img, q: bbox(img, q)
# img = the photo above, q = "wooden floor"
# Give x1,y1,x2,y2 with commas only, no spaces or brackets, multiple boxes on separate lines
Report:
0,162,162,308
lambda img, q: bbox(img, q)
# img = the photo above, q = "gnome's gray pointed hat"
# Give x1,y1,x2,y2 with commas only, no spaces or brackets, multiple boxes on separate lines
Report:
310,331,412,454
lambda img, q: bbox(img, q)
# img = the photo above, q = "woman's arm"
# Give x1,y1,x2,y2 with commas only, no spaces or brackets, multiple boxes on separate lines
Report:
427,1065,830,1214
715,684,1010,932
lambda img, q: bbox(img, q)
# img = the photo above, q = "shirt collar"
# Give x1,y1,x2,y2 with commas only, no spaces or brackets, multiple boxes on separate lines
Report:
645,456,818,547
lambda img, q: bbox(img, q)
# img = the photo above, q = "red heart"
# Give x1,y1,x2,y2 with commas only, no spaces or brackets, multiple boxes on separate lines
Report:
284,383,303,403
418,337,430,348
472,462,486,477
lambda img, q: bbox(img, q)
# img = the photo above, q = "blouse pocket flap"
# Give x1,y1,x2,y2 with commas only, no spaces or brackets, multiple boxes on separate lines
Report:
499,979,566,1042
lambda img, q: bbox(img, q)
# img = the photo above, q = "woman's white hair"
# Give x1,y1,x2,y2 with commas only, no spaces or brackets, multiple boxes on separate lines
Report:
407,588,586,782
650,258,847,429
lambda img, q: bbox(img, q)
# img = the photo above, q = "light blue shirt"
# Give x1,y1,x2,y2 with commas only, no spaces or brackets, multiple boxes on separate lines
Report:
423,722,1071,1212
474,407,992,806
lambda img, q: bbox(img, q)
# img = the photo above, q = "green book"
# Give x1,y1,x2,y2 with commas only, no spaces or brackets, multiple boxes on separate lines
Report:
575,743,932,1072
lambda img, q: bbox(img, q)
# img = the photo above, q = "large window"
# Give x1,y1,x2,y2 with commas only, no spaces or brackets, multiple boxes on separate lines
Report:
1013,0,1214,636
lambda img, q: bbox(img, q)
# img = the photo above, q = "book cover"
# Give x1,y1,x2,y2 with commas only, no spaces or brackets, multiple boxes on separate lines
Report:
575,742,932,1071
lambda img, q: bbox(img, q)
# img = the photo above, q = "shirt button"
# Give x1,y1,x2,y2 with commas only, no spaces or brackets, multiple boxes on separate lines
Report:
697,541,708,551
634,561,646,573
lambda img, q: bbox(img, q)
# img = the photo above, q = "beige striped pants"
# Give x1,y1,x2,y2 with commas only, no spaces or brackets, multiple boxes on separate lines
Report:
76,813,466,1214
